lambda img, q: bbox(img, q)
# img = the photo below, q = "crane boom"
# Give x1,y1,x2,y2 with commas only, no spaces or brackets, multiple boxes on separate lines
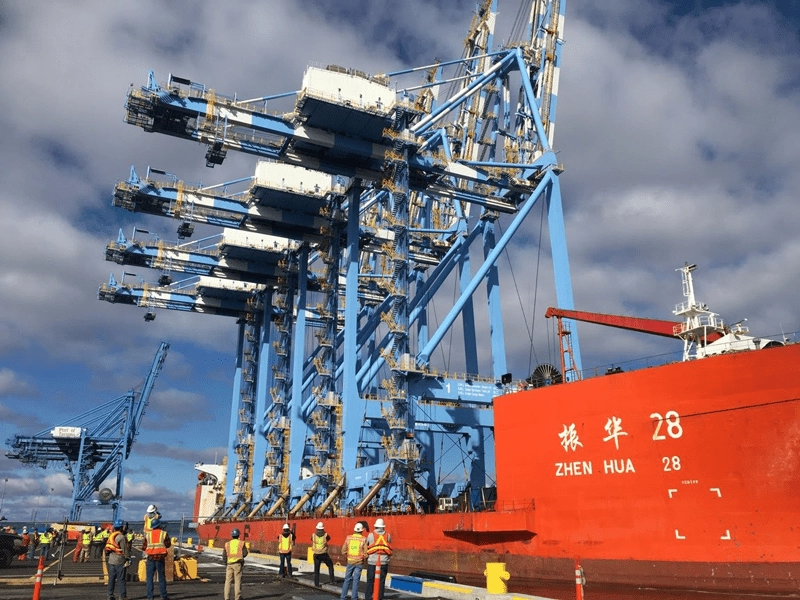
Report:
5,342,169,521
544,306,680,338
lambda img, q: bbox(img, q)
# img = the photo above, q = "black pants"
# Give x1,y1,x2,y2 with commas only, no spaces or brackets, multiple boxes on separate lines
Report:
365,561,389,600
313,553,335,585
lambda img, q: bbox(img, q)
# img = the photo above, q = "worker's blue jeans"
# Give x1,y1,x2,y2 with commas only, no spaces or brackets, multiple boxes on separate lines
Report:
146,557,168,599
107,561,127,599
340,563,362,600
279,552,292,577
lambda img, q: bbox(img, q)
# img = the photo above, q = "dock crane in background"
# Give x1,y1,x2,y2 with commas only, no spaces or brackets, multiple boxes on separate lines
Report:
98,0,581,519
5,342,169,522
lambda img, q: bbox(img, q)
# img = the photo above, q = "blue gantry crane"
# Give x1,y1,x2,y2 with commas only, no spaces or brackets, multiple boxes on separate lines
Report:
5,343,169,521
98,0,580,519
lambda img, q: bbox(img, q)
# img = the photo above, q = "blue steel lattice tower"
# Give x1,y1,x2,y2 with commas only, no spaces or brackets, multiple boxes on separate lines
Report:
99,0,580,517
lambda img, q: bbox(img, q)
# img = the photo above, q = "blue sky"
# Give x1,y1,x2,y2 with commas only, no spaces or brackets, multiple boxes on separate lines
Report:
0,0,798,523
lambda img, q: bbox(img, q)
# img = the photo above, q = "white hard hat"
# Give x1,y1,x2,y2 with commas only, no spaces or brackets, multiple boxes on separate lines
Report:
354,523,364,532
147,504,158,513
282,523,290,530
374,518,385,529
316,522,325,529
22,527,28,533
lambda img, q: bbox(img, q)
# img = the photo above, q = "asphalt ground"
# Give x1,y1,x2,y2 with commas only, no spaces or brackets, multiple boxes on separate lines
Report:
2,547,796,600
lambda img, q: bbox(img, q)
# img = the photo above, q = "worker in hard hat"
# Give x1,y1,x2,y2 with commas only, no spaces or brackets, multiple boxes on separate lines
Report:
311,521,335,587
142,517,171,600
37,527,54,560
19,527,30,561
223,528,248,600
105,519,131,600
143,503,161,533
340,522,367,600
278,523,295,577
91,525,107,560
364,518,393,600
27,529,39,560
77,528,92,562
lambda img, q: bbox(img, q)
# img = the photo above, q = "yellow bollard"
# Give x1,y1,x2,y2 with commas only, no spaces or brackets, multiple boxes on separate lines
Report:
187,537,193,546
308,547,314,563
484,562,510,594
208,539,215,548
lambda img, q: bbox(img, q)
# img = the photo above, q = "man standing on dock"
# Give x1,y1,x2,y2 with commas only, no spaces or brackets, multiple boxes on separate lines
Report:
311,521,335,586
223,528,248,600
142,518,171,600
278,523,295,577
143,504,161,533
105,519,130,600
340,522,366,600
37,527,53,560
364,518,392,600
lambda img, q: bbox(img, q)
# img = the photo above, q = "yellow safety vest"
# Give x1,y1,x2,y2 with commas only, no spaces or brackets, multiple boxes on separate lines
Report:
278,533,293,553
81,532,92,546
39,532,53,545
143,513,159,532
225,539,245,563
344,534,365,564
311,532,328,554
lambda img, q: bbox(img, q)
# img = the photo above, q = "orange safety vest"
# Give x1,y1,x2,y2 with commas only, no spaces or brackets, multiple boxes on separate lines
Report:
225,539,245,563
105,531,124,555
145,529,168,558
278,532,293,554
366,533,392,556
344,533,365,564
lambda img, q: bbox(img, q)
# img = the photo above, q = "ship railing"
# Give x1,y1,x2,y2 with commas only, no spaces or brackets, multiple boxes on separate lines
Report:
576,350,683,381
493,498,535,511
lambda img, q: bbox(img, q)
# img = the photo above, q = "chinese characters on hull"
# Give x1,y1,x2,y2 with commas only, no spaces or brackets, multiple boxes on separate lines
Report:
554,411,685,477
556,415,634,477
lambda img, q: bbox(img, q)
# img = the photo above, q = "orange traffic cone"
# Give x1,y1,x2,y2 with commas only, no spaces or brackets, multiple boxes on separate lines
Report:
32,554,44,600
574,557,585,600
372,555,382,600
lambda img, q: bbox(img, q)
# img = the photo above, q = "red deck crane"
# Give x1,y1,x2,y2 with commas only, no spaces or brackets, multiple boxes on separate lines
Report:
545,307,724,380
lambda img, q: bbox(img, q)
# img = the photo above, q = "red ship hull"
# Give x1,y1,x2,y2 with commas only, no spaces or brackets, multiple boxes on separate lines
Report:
196,343,800,594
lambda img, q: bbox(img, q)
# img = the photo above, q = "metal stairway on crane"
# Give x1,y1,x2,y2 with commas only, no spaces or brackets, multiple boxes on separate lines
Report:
4,342,169,522
98,0,581,520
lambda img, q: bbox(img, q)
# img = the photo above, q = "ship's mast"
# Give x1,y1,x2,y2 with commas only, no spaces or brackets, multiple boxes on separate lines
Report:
673,263,727,360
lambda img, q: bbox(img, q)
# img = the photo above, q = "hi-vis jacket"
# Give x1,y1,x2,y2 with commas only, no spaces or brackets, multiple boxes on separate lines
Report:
143,529,169,559
311,532,330,555
105,531,125,555
342,533,366,565
278,532,294,554
224,539,248,564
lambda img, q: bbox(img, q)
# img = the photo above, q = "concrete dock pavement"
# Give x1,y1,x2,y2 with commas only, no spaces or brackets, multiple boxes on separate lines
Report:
0,546,557,600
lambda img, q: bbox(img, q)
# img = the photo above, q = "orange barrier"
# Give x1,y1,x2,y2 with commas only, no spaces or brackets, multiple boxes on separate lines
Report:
32,554,44,600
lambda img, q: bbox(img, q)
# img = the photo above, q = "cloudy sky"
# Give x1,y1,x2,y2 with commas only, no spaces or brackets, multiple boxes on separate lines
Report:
0,0,798,524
